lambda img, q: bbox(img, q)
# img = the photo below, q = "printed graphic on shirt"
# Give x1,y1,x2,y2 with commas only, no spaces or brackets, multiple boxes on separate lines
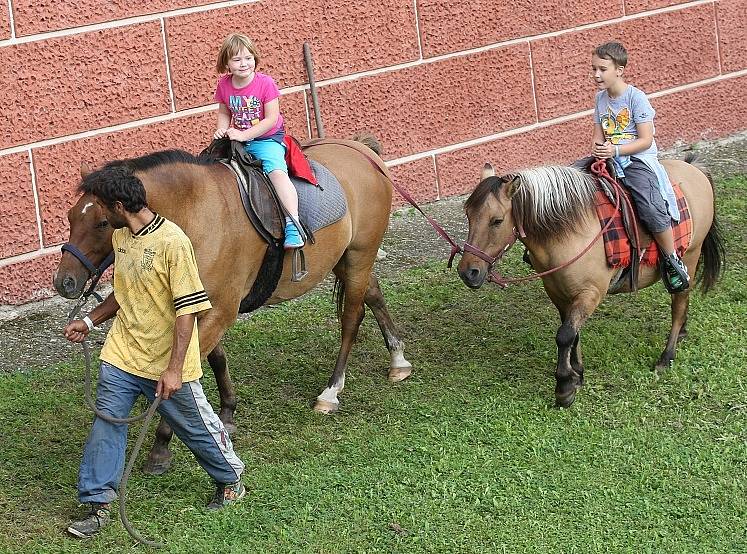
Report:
141,248,156,271
600,106,635,144
229,95,262,130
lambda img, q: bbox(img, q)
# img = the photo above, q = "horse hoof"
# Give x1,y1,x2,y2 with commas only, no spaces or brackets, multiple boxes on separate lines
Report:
555,389,577,408
142,456,172,476
388,366,412,383
313,399,339,415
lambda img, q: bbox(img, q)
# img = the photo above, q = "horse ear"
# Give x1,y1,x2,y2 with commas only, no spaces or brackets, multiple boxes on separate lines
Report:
80,162,92,179
503,174,521,195
480,163,495,180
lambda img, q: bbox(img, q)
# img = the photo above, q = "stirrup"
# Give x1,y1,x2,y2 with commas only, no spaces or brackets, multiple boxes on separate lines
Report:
291,248,308,282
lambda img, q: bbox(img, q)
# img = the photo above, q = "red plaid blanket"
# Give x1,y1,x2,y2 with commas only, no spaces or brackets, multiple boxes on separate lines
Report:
593,182,692,268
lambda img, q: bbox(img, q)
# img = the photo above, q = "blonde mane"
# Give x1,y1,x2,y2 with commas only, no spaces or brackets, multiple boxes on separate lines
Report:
511,166,597,238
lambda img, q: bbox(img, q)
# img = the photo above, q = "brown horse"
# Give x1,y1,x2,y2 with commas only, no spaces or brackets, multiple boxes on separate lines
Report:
54,136,412,474
458,156,724,408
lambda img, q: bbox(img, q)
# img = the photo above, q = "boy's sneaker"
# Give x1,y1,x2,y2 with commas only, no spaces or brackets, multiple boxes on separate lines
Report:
207,481,246,510
67,503,111,538
662,252,690,293
283,220,304,250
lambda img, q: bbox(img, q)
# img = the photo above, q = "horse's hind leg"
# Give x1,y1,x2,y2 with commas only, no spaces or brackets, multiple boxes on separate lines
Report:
314,259,370,414
655,291,690,371
364,273,412,382
570,333,584,387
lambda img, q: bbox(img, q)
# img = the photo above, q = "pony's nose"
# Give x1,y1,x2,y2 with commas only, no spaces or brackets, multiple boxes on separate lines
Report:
62,275,78,296
459,266,485,289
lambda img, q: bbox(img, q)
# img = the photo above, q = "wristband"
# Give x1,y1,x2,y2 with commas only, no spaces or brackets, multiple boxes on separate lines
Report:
614,145,620,158
83,315,95,331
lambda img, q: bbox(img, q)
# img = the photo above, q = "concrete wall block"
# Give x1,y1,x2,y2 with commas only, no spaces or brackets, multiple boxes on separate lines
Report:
532,5,720,121
0,22,171,149
653,75,747,147
11,0,215,36
0,2,10,40
0,152,39,258
417,0,618,57
717,0,747,72
389,158,438,208
0,253,60,304
624,0,690,14
34,112,215,247
317,45,535,160
436,118,591,197
166,0,419,110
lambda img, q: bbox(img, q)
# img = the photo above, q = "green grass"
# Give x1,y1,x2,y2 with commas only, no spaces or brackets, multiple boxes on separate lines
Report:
1,175,745,553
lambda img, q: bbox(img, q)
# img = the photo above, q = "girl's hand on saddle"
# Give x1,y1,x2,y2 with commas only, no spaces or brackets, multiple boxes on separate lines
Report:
593,141,615,159
63,320,89,343
213,128,228,139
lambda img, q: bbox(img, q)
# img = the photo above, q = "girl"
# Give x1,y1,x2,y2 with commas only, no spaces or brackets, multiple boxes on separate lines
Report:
213,33,304,249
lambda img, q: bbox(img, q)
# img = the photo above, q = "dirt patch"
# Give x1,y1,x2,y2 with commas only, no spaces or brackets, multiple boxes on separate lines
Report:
1,133,745,373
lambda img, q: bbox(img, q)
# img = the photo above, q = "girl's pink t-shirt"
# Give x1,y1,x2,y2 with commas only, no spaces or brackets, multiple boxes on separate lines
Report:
213,72,284,138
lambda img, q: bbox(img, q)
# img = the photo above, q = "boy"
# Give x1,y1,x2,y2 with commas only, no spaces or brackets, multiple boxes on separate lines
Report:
587,41,689,293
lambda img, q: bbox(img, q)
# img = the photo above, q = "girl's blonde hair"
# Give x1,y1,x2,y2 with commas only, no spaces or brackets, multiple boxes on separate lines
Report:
216,33,260,74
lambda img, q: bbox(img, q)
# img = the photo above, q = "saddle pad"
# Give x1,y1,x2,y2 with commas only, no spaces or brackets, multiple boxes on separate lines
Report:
594,182,692,268
292,159,347,234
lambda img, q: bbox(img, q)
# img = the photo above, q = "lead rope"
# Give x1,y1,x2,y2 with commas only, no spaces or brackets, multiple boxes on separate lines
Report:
67,294,164,548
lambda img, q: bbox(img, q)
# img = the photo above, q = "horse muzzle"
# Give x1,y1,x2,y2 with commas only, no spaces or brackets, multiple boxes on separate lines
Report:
458,263,488,289
53,270,85,299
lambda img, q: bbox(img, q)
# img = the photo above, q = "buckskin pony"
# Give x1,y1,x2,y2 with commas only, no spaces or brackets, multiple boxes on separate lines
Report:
54,136,412,474
457,155,724,408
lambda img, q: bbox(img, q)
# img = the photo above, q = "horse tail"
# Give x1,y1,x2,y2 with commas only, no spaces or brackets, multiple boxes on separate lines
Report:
333,277,345,321
685,154,726,292
351,131,383,156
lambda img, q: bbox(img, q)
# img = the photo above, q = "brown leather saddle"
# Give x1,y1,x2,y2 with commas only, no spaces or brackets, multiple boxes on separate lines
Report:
199,138,309,312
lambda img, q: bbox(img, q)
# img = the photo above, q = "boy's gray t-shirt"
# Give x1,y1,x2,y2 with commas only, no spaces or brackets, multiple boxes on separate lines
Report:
592,84,679,222
594,85,658,157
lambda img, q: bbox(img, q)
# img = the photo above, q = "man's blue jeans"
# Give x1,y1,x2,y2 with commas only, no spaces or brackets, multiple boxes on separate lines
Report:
78,362,244,504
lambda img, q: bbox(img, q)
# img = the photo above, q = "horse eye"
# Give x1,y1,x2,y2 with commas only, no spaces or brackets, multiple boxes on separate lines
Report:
95,220,109,229
490,218,503,227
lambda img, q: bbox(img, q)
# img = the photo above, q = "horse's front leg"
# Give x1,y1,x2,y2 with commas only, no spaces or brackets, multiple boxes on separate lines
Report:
143,311,235,474
364,273,412,383
554,293,600,407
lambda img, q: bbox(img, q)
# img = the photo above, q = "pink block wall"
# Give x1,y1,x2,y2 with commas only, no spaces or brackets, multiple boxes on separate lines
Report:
0,0,745,304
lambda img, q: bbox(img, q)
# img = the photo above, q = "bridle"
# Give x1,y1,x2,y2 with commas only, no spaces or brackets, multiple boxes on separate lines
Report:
60,242,114,301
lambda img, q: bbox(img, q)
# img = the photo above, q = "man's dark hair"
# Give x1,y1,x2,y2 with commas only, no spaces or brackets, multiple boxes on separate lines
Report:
79,166,147,213
593,41,628,68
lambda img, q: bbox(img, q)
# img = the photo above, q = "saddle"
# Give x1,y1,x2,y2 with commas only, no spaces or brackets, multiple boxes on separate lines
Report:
591,160,692,292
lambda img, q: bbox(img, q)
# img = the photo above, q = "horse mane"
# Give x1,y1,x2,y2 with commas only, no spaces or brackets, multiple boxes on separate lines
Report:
466,166,597,239
103,149,216,172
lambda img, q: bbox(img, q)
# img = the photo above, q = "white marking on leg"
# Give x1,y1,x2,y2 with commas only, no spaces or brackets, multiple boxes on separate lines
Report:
391,343,412,369
317,387,340,405
81,202,93,214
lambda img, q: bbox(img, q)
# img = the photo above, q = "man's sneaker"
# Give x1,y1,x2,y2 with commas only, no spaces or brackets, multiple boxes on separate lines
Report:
67,503,111,538
207,481,246,510
662,252,690,293
284,220,304,250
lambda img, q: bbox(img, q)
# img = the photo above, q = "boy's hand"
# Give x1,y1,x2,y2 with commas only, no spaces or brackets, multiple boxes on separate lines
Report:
593,141,615,159
213,128,227,139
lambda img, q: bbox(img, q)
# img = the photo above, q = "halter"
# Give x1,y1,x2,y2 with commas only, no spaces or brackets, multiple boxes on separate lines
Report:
60,243,114,301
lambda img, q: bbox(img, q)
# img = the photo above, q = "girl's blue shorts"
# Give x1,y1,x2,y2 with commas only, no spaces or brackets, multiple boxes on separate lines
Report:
245,138,288,174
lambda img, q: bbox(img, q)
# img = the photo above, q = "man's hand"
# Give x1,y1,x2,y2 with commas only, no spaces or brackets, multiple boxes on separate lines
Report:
214,128,228,139
155,368,182,400
63,320,90,343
